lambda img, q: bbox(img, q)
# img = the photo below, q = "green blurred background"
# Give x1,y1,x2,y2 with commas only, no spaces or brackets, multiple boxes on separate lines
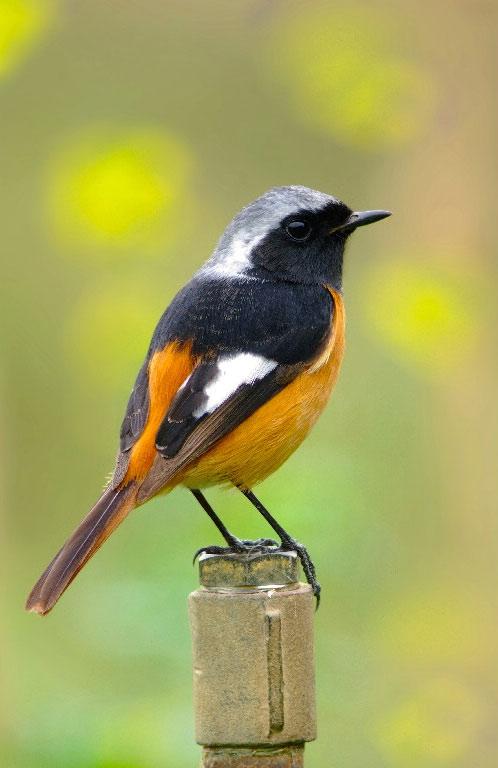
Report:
1,0,497,766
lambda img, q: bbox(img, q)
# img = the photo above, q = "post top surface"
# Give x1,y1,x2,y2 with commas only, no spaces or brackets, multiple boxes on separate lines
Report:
198,550,299,589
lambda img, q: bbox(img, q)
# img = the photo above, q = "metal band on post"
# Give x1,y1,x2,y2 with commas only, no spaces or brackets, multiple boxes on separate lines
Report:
189,551,316,767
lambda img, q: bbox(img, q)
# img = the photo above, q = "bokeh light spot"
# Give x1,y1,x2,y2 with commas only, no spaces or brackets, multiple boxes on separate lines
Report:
267,5,437,150
66,279,165,391
48,128,194,258
74,148,167,237
363,260,479,375
375,678,483,766
0,0,54,77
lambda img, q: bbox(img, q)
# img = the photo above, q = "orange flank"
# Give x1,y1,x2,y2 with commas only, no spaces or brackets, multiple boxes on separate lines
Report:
180,289,345,490
123,341,197,485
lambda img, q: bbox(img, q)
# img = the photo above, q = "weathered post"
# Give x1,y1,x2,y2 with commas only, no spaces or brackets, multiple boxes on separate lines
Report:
189,551,316,767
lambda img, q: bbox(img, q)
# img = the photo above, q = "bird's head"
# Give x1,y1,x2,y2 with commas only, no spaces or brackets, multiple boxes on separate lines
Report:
207,185,391,290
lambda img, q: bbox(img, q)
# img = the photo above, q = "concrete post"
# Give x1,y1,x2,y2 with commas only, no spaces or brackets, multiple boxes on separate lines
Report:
189,551,316,767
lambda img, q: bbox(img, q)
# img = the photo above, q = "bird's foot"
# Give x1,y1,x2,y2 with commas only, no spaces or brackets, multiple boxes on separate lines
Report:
193,536,279,564
193,535,321,608
280,535,321,607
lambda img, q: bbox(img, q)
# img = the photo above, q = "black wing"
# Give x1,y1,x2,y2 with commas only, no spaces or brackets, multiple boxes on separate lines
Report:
134,280,335,502
155,357,299,459
119,360,150,451
136,357,304,503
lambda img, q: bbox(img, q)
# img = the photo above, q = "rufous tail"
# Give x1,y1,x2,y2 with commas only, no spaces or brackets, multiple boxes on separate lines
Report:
25,482,137,616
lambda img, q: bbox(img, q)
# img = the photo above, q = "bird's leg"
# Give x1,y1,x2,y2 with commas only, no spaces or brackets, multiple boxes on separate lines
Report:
240,488,321,606
190,489,278,562
191,489,238,547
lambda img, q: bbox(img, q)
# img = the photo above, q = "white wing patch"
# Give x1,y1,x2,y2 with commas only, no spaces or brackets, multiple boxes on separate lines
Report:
193,353,277,418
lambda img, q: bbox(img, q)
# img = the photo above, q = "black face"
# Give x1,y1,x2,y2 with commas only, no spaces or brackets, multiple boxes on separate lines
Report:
250,200,353,289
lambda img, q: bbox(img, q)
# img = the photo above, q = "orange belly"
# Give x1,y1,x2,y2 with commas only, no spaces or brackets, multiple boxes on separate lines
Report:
179,288,345,490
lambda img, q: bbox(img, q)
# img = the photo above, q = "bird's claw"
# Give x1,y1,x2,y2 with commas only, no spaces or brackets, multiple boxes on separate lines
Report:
193,536,321,609
280,536,321,608
192,537,279,565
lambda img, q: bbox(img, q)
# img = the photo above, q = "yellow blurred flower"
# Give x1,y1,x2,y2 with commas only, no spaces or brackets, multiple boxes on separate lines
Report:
363,260,480,375
0,0,54,77
48,127,194,258
66,279,166,390
267,4,437,150
375,678,483,766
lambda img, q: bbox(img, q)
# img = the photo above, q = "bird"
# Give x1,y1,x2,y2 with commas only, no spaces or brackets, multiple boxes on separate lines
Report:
26,185,390,615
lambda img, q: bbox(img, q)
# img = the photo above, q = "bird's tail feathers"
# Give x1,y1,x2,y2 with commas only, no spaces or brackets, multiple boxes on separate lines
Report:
25,482,137,616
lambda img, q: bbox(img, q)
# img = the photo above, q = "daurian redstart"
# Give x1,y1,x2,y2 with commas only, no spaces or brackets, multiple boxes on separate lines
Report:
26,185,390,614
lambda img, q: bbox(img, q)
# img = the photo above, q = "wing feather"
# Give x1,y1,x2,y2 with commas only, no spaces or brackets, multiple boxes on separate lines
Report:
136,361,302,503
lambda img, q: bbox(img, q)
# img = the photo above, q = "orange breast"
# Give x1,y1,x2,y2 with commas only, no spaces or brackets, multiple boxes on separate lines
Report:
180,288,345,490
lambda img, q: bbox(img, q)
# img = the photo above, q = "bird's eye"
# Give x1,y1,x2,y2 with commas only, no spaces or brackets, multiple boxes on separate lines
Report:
285,219,312,241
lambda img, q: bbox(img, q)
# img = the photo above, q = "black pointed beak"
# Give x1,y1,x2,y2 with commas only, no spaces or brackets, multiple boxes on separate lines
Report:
331,209,392,234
